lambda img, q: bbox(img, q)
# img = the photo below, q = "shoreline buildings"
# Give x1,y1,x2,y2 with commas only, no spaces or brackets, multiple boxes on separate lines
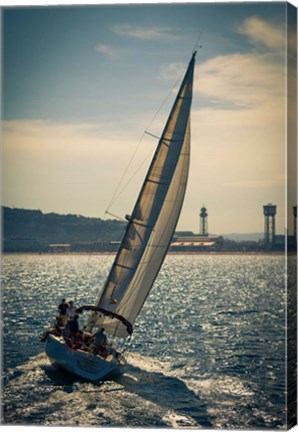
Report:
2,204,297,253
170,204,297,253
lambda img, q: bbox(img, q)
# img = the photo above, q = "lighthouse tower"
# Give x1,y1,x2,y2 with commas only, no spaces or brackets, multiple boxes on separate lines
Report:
200,206,208,237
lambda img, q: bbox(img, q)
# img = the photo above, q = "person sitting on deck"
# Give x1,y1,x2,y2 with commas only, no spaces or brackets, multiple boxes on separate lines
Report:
40,316,64,341
58,298,69,326
72,330,85,350
52,316,64,336
82,332,93,349
91,327,108,357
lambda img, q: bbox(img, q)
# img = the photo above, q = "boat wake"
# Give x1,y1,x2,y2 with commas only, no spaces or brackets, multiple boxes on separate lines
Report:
3,350,283,429
3,351,212,428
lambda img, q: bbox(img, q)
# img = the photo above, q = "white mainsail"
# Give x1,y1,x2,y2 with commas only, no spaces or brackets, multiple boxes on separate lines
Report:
89,52,196,338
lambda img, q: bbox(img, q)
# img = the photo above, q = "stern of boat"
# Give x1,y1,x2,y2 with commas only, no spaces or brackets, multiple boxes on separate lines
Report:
45,334,120,381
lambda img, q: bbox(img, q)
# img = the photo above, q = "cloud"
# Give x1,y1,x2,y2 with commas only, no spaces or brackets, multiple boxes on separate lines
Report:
186,101,286,233
160,62,185,80
191,46,286,185
95,44,122,58
237,16,285,50
288,27,297,55
2,119,153,218
183,20,288,233
159,17,287,111
223,177,285,189
2,120,141,160
112,24,174,40
196,52,284,109
3,16,290,233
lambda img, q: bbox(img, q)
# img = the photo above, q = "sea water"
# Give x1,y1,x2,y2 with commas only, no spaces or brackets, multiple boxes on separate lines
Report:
2,253,289,428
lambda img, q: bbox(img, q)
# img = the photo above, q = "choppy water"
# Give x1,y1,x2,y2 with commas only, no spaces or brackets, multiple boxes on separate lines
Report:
2,253,288,428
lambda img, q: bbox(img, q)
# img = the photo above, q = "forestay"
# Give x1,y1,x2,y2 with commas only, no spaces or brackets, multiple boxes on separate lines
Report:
89,52,196,338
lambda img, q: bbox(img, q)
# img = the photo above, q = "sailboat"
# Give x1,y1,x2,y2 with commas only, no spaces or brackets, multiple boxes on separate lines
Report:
43,50,197,381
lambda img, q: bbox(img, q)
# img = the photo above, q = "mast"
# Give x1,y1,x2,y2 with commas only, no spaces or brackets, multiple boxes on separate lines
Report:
88,52,196,337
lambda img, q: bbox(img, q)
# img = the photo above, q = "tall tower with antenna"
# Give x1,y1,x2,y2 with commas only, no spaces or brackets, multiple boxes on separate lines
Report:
263,204,276,244
200,206,208,236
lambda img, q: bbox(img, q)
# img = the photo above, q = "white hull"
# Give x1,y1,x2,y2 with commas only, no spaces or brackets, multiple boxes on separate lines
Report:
45,334,120,381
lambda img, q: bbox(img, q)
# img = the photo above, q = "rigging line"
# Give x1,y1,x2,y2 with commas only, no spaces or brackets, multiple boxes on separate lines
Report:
86,206,127,319
192,27,204,54
120,335,132,356
105,133,145,214
105,211,127,223
85,213,107,268
86,210,111,284
106,147,155,211
108,110,191,315
144,131,160,140
144,71,185,136
109,130,190,313
98,165,189,330
108,128,182,210
114,149,190,314
106,57,190,214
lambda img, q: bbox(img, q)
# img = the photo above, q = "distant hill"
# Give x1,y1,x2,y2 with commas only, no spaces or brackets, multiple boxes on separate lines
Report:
2,206,126,252
2,206,282,253
2,207,264,244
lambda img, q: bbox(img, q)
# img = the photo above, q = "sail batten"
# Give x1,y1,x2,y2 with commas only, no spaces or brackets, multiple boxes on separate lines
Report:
89,52,196,338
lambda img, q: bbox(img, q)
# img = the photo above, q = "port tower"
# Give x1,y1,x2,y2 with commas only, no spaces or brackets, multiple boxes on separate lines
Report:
200,206,208,236
263,204,276,244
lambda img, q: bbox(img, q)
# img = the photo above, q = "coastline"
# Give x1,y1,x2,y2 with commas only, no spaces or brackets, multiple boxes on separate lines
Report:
2,251,288,256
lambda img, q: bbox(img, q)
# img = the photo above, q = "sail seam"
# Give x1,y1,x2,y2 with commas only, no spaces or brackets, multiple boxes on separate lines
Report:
132,220,153,228
116,132,191,322
147,179,168,185
115,263,136,271
94,53,195,337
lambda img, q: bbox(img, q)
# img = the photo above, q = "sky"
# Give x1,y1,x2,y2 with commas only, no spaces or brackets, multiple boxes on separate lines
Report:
2,1,297,235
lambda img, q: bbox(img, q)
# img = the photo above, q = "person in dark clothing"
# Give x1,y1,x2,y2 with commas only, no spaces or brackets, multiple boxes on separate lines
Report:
68,315,79,334
64,315,80,348
91,327,108,357
58,299,69,326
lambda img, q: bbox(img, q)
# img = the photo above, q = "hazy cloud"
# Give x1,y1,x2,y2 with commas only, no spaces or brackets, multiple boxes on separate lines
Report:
95,44,122,58
2,119,153,218
3,14,291,233
196,52,284,109
159,62,185,81
184,16,288,233
237,16,285,50
112,24,174,40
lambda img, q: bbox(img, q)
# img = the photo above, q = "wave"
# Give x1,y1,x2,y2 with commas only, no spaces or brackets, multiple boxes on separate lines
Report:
2,352,212,428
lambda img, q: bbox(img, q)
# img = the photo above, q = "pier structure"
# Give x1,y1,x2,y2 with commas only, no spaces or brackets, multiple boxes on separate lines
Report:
263,204,277,244
200,206,208,237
